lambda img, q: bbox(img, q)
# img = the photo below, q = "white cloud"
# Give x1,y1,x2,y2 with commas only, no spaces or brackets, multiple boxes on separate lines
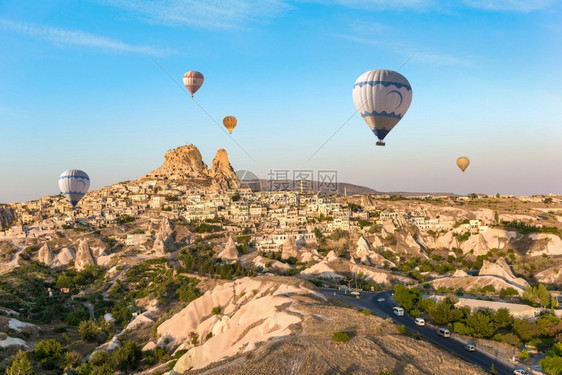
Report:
461,0,557,12
334,33,471,66
104,0,292,30
0,19,176,56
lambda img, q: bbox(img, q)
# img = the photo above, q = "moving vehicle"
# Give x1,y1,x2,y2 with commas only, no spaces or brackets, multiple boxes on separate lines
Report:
377,297,385,302
464,344,475,352
513,370,529,375
438,328,451,337
414,318,425,326
393,306,404,316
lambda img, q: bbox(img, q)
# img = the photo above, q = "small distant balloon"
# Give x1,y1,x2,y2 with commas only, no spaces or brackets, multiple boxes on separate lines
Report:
58,169,90,207
223,116,237,134
456,157,470,172
183,71,204,97
352,69,413,146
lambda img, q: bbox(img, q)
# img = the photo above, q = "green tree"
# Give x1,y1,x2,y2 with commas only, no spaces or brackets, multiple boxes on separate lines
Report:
537,284,551,307
466,311,495,338
493,308,514,330
34,338,62,369
393,285,421,313
63,351,83,369
519,349,529,361
113,340,142,371
55,274,73,289
541,342,562,375
6,350,34,375
429,300,453,325
513,319,541,342
79,320,98,341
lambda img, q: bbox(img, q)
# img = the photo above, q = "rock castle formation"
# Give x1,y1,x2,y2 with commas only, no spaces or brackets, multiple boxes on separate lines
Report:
143,144,240,191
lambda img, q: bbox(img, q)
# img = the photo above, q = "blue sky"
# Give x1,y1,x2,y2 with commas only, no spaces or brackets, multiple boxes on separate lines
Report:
1,0,561,203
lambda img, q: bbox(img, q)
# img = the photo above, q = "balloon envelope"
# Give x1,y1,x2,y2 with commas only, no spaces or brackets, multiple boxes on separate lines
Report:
183,71,204,96
223,116,237,134
456,157,470,172
352,69,412,145
59,169,90,207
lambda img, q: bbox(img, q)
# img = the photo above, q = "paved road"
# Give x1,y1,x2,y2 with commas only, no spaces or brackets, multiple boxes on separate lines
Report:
321,289,520,375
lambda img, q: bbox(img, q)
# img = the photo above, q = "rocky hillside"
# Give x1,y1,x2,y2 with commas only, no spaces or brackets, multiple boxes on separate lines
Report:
153,277,484,375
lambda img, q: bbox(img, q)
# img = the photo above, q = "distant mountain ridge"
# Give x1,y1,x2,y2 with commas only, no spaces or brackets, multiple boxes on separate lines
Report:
240,179,456,197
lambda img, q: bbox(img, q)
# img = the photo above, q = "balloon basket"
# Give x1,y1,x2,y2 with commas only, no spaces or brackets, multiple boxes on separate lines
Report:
376,141,385,146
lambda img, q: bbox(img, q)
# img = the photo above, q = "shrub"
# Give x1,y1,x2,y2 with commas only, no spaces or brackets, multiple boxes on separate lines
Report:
212,306,221,315
519,349,529,361
332,331,350,342
360,309,371,316
6,350,33,375
397,325,406,334
79,320,98,341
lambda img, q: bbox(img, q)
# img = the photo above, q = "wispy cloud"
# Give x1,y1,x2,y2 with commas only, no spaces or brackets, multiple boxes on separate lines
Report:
461,0,557,12
322,0,434,11
104,0,292,30
304,0,556,12
0,19,176,56
333,32,472,66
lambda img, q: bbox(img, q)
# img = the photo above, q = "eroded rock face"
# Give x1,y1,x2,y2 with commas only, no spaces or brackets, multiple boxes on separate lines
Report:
75,239,95,271
209,149,240,190
479,258,530,290
154,278,317,373
281,235,298,260
153,218,176,253
0,208,15,230
37,243,54,266
145,144,207,180
217,236,239,260
142,144,240,191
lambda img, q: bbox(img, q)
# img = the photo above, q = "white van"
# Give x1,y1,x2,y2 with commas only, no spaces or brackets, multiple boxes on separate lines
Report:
393,306,404,316
438,328,451,337
414,318,425,326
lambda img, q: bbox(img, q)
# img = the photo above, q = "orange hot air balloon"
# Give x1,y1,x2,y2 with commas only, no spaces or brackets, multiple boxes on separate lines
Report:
223,116,237,134
183,71,204,97
456,157,470,172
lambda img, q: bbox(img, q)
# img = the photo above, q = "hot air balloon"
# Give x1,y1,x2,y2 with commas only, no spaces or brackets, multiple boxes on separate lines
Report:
183,71,204,97
352,69,412,146
223,116,237,134
58,169,90,207
456,157,470,172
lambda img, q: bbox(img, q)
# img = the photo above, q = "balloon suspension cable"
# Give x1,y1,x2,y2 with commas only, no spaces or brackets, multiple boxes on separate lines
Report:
306,54,414,162
148,57,255,161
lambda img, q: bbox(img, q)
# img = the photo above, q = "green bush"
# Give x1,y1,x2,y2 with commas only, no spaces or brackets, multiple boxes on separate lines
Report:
212,306,221,315
397,325,406,334
360,309,371,316
332,331,350,342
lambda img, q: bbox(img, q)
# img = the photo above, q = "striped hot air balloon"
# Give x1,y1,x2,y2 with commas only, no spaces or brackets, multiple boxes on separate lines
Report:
352,69,413,146
58,169,90,207
223,116,237,134
183,71,204,97
457,157,470,172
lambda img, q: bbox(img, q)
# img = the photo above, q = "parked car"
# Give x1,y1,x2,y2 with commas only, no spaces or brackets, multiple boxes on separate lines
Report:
377,297,385,302
513,370,529,375
464,344,476,352
438,328,451,337
414,318,425,326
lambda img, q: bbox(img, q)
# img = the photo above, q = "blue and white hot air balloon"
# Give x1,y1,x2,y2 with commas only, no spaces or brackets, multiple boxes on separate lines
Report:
58,170,90,207
352,69,412,146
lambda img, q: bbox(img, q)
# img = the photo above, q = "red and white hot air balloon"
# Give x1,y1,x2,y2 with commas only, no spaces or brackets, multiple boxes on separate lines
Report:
183,71,204,97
